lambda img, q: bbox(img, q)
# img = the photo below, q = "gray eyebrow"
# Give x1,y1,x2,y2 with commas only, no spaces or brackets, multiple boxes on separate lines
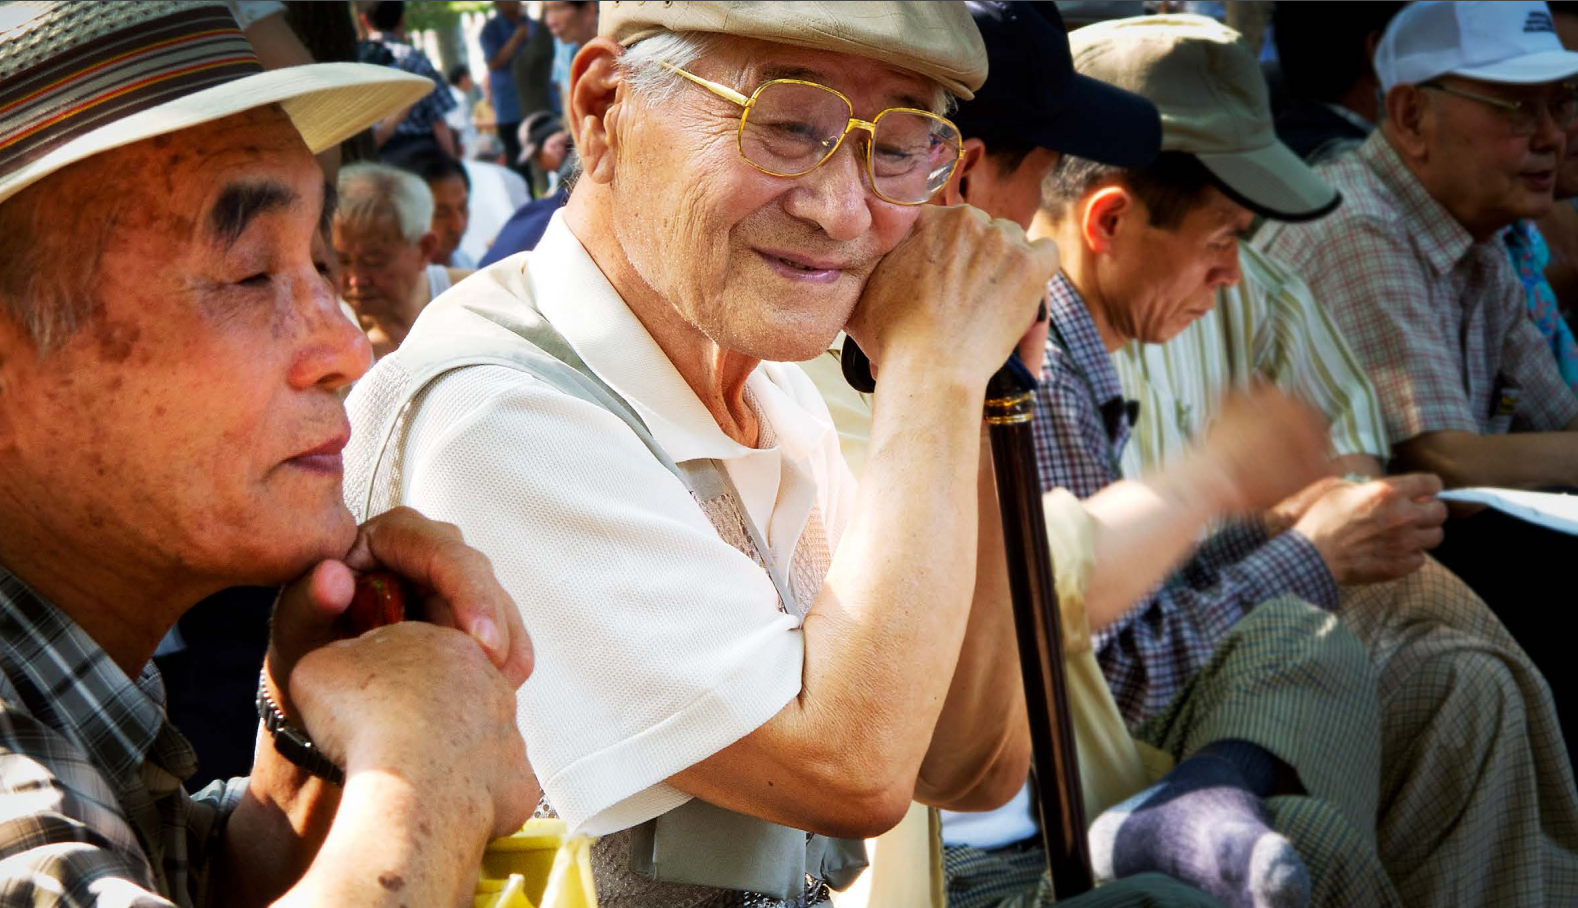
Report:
207,180,298,249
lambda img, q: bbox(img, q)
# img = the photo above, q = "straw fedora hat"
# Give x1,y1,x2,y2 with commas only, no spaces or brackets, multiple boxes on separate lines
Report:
0,0,434,206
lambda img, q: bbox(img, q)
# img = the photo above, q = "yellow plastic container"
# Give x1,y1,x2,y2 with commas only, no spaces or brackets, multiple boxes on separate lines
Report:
474,818,599,908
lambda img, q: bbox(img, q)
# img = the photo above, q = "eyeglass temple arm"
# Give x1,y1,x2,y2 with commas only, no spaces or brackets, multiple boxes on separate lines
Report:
659,61,751,108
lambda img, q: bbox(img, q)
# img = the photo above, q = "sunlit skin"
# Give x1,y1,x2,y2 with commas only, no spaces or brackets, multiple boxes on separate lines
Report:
567,35,940,404
332,214,436,351
543,0,597,46
537,129,570,173
1036,183,1251,352
1387,76,1569,239
427,173,470,266
0,106,371,666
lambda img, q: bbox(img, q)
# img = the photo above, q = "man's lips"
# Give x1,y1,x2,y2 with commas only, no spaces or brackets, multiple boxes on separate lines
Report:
286,431,350,474
1522,169,1556,189
755,248,851,284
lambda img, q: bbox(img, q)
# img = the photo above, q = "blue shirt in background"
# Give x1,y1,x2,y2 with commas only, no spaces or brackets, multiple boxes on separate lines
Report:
480,13,528,124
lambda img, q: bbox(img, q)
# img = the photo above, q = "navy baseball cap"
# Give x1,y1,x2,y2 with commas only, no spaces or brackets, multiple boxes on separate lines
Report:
955,1,1162,168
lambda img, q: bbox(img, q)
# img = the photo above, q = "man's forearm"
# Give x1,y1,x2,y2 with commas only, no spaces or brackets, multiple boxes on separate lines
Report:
914,432,1030,811
670,361,994,837
1394,429,1578,489
270,772,492,908
1081,455,1235,631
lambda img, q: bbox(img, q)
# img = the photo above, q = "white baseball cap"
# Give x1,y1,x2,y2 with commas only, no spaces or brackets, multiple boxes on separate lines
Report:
1375,1,1578,92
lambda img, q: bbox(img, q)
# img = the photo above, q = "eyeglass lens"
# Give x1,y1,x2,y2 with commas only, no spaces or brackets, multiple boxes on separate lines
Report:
740,81,960,204
1514,88,1578,134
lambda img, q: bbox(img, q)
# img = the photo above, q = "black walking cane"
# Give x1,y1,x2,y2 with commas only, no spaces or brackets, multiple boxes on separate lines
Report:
842,338,1094,898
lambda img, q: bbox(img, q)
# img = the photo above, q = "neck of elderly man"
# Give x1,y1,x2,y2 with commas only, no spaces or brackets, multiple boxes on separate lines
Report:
1381,75,1568,241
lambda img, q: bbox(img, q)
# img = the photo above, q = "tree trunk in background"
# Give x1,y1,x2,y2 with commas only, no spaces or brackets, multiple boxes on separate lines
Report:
283,0,378,164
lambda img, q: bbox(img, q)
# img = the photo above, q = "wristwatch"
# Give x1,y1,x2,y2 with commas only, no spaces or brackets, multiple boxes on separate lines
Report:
256,674,346,786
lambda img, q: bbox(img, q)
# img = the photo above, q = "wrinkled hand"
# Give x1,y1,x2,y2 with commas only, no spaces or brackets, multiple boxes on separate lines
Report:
267,507,532,715
846,204,1058,391
1293,473,1447,585
1264,476,1351,537
290,621,537,839
1192,386,1333,515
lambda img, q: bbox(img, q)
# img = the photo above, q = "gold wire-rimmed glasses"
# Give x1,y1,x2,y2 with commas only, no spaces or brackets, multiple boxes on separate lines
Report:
1419,80,1578,136
659,61,963,206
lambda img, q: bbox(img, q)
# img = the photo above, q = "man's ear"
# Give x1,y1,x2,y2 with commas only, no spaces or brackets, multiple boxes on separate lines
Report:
568,38,625,186
417,231,439,264
1384,84,1430,159
1081,185,1131,255
938,137,988,207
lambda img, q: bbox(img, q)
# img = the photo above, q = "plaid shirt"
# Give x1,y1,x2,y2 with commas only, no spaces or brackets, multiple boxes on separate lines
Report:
1034,273,1338,725
0,568,245,906
361,36,456,139
1256,132,1578,443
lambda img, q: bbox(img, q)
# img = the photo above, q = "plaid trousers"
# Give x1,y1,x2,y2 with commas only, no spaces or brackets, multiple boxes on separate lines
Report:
1338,556,1578,907
946,597,1393,907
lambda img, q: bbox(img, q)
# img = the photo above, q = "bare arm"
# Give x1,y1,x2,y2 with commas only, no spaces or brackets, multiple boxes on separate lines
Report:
217,510,535,907
1393,428,1578,489
912,435,1031,813
486,23,529,71
432,119,457,158
668,206,1057,840
1082,388,1332,631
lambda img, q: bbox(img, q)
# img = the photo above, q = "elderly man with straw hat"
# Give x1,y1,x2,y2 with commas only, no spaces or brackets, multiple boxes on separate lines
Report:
344,2,1336,904
0,3,538,905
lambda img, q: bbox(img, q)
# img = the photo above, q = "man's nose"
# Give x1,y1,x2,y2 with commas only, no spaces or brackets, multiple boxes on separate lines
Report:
1211,244,1242,289
291,275,371,391
782,137,874,242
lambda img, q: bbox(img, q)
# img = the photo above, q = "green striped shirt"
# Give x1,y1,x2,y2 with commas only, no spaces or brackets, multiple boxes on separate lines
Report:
1112,244,1389,477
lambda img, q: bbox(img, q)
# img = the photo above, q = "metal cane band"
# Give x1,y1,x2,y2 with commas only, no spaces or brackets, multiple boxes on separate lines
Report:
985,391,1035,425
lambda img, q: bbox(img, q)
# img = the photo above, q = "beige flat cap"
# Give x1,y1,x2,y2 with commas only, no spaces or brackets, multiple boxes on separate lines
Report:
1070,14,1338,222
600,1,987,99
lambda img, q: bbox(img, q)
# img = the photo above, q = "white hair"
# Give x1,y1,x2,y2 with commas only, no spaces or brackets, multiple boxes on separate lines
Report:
335,162,433,243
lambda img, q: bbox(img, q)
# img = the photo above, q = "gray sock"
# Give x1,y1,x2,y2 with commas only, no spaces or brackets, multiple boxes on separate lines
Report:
1087,750,1310,908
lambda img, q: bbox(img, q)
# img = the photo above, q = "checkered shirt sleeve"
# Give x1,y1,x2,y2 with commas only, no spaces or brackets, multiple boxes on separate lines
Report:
1257,132,1578,441
1267,215,1481,443
388,42,457,137
1,574,243,907
1501,286,1578,431
1034,283,1338,725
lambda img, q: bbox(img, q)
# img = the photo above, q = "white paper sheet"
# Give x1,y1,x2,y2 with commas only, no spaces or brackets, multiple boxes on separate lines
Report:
1437,487,1578,536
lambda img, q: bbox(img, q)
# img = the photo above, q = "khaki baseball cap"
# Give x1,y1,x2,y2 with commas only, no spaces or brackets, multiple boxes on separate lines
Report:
1069,14,1339,222
599,0,987,99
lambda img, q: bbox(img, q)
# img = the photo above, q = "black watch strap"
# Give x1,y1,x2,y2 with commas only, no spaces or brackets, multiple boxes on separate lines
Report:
256,674,346,786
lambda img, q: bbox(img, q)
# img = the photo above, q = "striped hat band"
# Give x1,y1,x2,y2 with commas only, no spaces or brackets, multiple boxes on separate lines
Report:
0,2,262,176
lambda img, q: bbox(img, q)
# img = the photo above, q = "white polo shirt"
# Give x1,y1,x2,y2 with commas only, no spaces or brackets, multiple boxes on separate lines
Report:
345,213,855,836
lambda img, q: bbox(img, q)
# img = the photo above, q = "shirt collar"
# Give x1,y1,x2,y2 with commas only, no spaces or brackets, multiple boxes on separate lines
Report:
0,566,166,787
526,212,824,465
1358,131,1476,275
1045,272,1126,413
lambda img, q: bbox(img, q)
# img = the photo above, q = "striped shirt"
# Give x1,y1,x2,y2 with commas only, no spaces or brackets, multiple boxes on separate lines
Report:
0,567,244,907
1256,131,1578,442
1035,273,1338,725
1112,243,1391,478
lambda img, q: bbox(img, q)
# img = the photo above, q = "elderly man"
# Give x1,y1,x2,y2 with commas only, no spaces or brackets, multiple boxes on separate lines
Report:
390,151,475,268
0,3,535,906
796,7,1390,907
333,162,472,357
1256,0,1578,740
1037,15,1578,907
344,2,1343,905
